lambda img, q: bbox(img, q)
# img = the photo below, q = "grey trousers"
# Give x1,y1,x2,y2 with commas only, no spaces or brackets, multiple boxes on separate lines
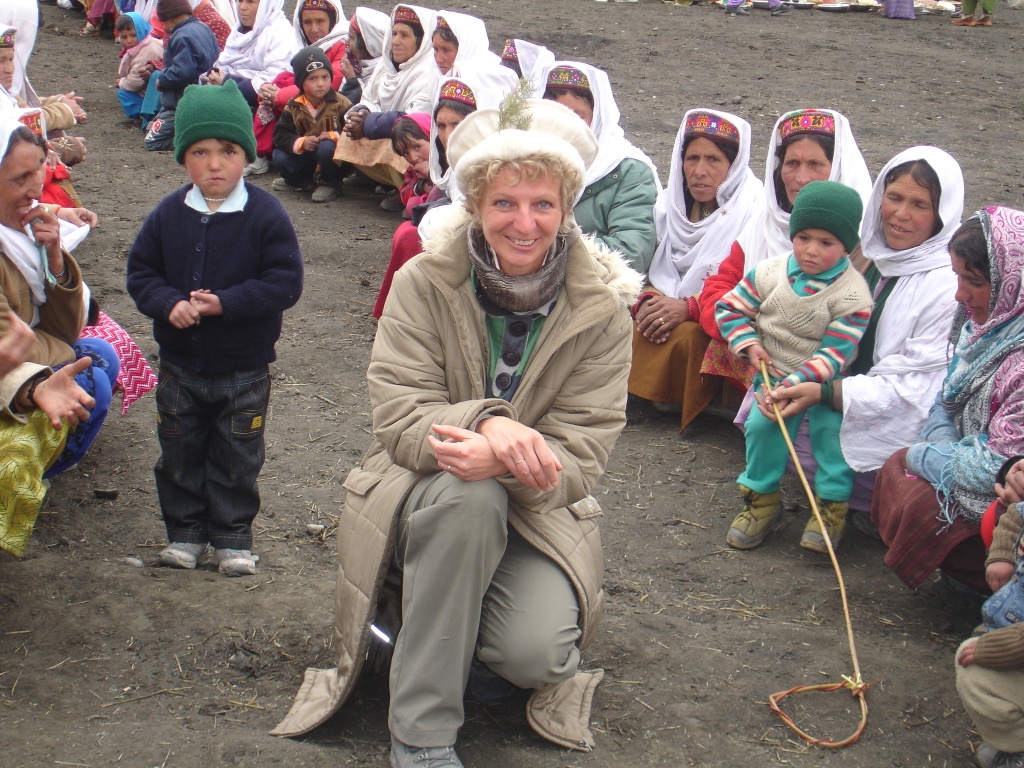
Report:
389,472,581,748
956,639,1024,752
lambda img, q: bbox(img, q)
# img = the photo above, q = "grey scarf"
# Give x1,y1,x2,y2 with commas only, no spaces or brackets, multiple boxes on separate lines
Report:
467,222,579,314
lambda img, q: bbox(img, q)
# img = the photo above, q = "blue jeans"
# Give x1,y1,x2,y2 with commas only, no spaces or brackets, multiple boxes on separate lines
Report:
153,361,270,549
45,338,119,478
272,139,341,189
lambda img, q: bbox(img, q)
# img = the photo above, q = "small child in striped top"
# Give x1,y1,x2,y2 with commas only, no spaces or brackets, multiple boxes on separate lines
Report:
715,180,873,554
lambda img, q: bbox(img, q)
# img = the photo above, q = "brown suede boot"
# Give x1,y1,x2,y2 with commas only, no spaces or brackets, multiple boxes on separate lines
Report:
800,498,849,554
726,485,782,549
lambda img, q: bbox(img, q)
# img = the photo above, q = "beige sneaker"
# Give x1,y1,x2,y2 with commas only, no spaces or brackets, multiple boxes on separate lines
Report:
800,498,849,553
726,485,782,549
311,185,340,203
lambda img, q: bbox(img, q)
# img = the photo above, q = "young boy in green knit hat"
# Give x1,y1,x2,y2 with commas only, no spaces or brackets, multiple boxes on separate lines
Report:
127,81,304,576
715,180,873,553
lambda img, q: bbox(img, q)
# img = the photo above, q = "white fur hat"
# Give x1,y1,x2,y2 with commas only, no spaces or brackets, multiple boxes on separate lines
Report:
449,98,599,203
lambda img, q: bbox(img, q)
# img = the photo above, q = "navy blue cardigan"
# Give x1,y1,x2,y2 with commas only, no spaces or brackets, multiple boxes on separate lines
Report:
127,183,304,374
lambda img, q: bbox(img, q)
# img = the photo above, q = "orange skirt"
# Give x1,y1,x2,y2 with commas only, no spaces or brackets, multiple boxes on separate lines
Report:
333,134,408,189
629,318,722,431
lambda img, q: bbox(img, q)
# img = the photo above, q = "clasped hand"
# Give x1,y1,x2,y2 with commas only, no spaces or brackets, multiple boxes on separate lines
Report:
168,290,223,329
428,417,562,492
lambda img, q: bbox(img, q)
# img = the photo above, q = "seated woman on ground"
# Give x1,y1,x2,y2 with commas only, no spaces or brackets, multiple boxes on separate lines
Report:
870,207,1024,595
248,0,348,177
0,122,119,555
697,109,871,417
204,0,297,108
271,95,641,768
628,108,761,431
336,4,439,210
335,6,388,107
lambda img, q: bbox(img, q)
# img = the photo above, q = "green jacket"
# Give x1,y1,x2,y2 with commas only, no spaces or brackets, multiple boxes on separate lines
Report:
573,158,659,274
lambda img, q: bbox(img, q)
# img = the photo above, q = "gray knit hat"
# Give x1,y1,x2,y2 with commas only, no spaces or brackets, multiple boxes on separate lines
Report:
789,180,863,253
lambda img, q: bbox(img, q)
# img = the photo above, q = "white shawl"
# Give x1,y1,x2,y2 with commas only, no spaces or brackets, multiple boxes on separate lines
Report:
358,4,438,114
0,26,18,115
538,60,659,189
510,39,554,98
839,146,965,471
216,0,297,90
647,109,761,300
735,108,871,274
292,0,348,50
351,6,388,90
434,11,500,76
0,1,38,106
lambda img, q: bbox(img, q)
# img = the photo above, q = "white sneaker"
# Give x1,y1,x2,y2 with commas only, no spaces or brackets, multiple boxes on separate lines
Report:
57,0,74,8
243,156,269,177
214,548,257,577
159,541,209,569
390,738,463,768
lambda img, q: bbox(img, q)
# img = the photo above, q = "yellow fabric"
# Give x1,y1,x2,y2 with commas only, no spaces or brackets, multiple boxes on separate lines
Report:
0,410,69,556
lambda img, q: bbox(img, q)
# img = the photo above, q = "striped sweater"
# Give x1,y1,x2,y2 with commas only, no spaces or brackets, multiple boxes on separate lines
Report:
715,254,872,388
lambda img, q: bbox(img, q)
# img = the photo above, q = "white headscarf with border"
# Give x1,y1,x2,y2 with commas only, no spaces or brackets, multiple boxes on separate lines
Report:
292,0,348,51
433,10,499,77
358,4,438,113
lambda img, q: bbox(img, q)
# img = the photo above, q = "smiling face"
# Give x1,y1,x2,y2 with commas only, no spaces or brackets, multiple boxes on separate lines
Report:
951,251,991,325
792,227,847,276
302,68,332,103
479,167,565,277
779,137,833,207
880,173,939,251
682,136,731,206
390,22,418,65
182,139,246,201
0,49,15,91
301,9,332,44
432,33,457,74
0,138,46,229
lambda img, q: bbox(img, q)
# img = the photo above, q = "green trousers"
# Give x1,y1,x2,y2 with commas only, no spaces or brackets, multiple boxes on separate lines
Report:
738,402,855,502
962,0,996,16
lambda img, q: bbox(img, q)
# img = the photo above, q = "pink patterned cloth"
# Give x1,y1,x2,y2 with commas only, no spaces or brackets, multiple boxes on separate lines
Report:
79,311,157,415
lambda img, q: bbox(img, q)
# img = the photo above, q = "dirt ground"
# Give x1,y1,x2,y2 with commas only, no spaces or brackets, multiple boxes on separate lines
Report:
3,1,1024,766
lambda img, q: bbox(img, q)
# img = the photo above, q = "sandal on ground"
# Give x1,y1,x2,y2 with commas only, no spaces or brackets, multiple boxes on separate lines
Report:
951,15,976,24
78,22,100,36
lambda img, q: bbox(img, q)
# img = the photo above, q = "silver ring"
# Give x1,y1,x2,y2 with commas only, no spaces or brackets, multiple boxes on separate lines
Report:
516,459,526,464
659,316,665,324
445,464,451,472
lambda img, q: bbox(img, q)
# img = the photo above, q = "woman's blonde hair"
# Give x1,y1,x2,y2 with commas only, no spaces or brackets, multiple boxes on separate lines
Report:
461,154,583,219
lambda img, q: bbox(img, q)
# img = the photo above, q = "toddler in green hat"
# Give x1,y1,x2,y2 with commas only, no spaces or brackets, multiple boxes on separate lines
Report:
715,180,873,555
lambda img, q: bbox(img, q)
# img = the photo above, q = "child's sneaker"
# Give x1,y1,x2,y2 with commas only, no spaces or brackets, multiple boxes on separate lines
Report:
311,185,340,203
726,485,781,549
214,548,257,577
159,541,209,569
800,499,849,553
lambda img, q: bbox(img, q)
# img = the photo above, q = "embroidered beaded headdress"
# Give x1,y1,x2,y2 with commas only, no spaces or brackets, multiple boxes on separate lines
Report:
435,15,451,30
778,109,836,142
393,6,420,25
683,111,740,145
545,65,590,94
439,79,476,108
501,38,517,62
301,0,332,12
0,28,15,49
17,109,44,138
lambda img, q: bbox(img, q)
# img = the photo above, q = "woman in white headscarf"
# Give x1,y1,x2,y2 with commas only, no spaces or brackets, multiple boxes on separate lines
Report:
628,109,761,430
335,4,439,190
205,0,298,108
429,10,499,77
540,61,660,271
695,109,871,418
341,5,388,99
